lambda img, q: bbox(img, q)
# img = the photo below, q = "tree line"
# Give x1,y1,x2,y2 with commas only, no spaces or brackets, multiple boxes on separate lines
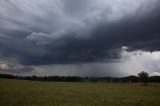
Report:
0,72,160,83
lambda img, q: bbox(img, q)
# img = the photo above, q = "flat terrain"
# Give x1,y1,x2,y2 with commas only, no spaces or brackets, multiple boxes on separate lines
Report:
0,78,160,106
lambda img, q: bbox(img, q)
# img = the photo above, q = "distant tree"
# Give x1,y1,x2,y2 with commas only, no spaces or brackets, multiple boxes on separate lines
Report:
138,71,149,85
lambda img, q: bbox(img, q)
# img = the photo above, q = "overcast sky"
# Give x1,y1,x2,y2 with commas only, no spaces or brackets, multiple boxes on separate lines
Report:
0,0,160,77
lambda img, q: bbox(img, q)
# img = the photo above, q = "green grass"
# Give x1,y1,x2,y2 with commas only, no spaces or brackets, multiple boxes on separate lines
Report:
0,78,160,106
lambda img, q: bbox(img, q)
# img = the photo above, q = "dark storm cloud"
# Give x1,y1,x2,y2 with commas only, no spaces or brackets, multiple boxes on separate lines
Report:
0,0,160,66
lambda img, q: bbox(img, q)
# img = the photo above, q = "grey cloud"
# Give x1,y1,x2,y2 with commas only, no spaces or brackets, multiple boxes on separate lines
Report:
0,0,160,66
0,64,34,75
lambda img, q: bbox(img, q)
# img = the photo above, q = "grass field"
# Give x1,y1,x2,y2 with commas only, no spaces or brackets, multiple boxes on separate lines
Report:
0,78,160,106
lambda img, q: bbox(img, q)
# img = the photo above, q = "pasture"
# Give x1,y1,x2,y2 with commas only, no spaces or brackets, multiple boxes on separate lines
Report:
0,78,160,106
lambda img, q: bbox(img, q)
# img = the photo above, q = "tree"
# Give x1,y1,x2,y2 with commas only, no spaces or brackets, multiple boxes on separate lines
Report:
138,71,149,85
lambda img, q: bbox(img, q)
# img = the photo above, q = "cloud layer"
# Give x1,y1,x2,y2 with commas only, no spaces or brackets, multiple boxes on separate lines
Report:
0,0,160,76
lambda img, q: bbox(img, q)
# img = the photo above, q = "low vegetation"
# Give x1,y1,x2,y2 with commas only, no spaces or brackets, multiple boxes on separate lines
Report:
0,72,160,83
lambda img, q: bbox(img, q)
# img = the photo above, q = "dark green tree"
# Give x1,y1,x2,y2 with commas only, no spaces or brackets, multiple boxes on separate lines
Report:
138,71,149,85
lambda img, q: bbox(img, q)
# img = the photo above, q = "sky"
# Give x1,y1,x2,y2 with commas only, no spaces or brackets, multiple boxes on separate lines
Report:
0,0,160,77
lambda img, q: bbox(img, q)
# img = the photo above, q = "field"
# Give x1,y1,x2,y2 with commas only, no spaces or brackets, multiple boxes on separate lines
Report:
0,78,160,106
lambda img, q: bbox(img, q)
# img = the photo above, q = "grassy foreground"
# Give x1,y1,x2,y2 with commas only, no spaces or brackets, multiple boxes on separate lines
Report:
0,78,160,106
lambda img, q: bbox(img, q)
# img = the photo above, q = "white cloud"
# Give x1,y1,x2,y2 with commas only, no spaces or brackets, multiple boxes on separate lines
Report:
0,64,10,69
119,50,160,76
